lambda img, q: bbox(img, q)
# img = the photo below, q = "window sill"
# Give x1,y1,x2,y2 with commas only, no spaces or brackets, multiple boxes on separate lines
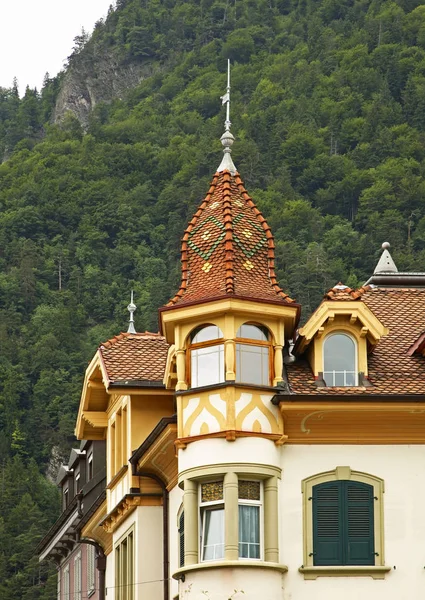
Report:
299,565,392,580
173,560,288,581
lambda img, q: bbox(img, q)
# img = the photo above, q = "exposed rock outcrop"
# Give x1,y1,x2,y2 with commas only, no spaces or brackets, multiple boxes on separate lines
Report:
53,46,155,128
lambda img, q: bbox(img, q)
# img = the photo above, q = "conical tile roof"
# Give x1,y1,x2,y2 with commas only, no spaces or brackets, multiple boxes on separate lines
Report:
167,169,294,307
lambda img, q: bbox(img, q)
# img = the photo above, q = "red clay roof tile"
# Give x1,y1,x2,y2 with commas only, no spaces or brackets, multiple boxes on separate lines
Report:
166,170,294,307
287,288,425,395
99,332,169,384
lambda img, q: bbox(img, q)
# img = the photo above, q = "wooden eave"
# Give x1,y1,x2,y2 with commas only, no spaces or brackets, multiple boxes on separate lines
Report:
134,422,178,491
75,352,110,440
278,398,425,444
81,498,112,555
296,301,389,354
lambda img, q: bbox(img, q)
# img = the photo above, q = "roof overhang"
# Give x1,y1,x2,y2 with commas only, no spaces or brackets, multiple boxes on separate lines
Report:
75,352,110,440
296,300,388,354
159,296,300,343
130,416,178,491
38,507,80,562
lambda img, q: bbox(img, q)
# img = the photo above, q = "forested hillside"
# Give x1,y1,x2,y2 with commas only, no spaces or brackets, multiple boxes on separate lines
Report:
1,0,425,595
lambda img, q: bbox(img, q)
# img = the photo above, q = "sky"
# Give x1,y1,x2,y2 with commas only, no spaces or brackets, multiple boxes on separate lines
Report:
0,0,115,93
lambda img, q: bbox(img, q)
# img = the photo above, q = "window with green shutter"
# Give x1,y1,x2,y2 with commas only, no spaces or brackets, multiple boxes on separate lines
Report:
312,480,374,566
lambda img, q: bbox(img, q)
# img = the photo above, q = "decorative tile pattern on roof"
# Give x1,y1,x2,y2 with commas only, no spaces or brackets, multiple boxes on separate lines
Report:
167,170,294,306
287,288,425,395
99,332,169,383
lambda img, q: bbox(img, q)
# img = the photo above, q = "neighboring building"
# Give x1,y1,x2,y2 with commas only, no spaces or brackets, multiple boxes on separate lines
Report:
40,82,425,599
37,440,109,600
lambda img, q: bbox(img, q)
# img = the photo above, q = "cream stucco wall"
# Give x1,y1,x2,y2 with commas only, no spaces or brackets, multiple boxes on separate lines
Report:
280,444,425,599
109,506,164,600
172,440,425,599
178,436,280,474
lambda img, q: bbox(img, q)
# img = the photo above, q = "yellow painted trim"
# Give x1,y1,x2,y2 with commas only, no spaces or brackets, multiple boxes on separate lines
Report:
299,566,391,579
161,297,297,345
172,560,288,580
301,467,385,569
179,463,281,488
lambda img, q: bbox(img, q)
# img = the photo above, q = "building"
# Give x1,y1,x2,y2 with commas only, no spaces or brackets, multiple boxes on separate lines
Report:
40,77,425,600
37,440,108,600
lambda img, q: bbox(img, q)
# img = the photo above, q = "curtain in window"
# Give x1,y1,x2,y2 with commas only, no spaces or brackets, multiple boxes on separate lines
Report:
238,505,260,558
202,508,225,560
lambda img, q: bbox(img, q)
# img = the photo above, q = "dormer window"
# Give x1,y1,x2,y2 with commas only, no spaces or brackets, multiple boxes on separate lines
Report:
190,325,225,388
236,324,270,386
323,333,358,386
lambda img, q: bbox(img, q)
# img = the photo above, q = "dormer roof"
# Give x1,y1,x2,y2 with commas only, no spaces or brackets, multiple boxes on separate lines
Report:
166,169,294,308
287,287,425,395
99,332,169,385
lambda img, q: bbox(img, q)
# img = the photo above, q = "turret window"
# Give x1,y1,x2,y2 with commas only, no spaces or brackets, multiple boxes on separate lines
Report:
236,324,270,386
323,333,357,386
190,325,225,388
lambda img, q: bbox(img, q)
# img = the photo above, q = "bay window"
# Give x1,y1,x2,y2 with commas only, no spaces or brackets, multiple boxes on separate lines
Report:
190,325,225,388
236,324,270,386
200,481,224,561
238,480,261,559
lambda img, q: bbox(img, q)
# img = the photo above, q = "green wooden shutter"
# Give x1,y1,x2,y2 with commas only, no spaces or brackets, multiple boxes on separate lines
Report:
312,481,343,565
179,512,185,568
312,480,375,566
345,481,374,565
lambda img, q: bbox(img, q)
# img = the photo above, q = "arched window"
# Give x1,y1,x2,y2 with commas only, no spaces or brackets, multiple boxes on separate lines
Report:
236,324,271,386
190,325,224,388
323,333,357,387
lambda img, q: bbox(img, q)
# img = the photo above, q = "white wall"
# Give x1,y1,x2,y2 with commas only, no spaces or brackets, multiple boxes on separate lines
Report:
280,444,425,600
173,441,425,599
169,485,184,599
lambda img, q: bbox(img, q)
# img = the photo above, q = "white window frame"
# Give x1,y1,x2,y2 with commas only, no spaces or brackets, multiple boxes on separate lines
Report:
74,552,82,600
323,332,358,387
189,325,225,389
238,480,263,561
199,484,225,562
87,544,96,596
87,453,93,481
235,323,271,386
63,565,70,600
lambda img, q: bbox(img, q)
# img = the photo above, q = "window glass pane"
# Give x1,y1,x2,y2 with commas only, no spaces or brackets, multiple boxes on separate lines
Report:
236,343,269,385
191,325,223,344
191,344,224,387
239,505,260,559
203,508,224,560
236,324,268,341
323,334,357,387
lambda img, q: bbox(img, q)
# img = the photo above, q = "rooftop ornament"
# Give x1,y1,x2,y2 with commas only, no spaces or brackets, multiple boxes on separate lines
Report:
127,290,137,333
373,242,398,274
217,59,237,175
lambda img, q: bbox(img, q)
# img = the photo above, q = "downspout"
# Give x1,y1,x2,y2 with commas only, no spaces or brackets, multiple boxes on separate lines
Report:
131,467,169,600
78,537,106,600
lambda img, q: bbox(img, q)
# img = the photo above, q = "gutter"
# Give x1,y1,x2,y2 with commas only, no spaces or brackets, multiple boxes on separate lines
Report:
78,538,106,600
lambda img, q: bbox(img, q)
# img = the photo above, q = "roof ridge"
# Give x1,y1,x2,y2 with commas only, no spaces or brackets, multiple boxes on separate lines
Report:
100,331,163,349
324,282,372,301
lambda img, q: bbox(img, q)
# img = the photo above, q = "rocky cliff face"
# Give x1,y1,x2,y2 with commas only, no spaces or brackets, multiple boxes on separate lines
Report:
53,46,155,128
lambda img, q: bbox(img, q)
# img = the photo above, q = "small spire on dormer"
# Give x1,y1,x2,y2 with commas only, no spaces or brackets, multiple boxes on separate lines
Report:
217,59,237,175
127,290,137,333
374,242,398,274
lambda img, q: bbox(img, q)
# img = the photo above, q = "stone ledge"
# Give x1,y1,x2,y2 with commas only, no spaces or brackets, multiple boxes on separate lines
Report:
173,560,288,581
299,565,392,580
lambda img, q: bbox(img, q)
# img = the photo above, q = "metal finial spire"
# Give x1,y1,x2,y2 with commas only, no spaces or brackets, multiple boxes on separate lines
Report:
217,59,237,175
127,290,137,334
